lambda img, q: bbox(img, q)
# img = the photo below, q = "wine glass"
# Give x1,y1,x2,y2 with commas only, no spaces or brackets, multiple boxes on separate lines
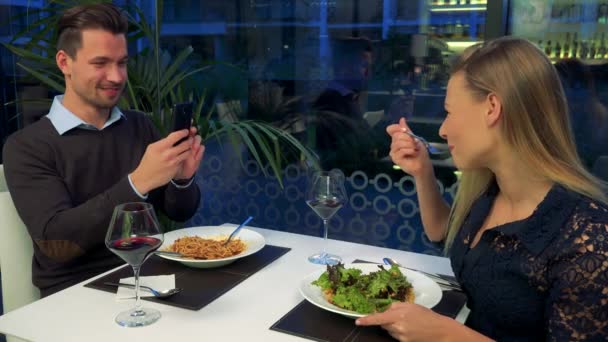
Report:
105,202,164,327
306,170,347,265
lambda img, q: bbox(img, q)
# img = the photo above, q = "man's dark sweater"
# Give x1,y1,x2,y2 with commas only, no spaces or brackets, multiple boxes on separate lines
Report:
2,110,201,297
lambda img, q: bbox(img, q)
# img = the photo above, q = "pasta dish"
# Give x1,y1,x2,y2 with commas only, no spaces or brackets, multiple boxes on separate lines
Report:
163,236,246,260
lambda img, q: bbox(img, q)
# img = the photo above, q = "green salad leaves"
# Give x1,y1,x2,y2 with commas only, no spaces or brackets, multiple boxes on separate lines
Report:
312,263,413,314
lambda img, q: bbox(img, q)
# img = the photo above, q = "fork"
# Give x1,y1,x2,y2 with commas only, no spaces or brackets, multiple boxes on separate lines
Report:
403,130,443,155
382,257,462,291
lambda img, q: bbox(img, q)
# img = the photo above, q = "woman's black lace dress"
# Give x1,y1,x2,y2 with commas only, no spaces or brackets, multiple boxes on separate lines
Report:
450,182,608,341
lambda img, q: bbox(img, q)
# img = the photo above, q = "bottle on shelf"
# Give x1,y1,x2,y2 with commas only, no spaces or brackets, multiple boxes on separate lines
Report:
445,19,455,38
563,32,571,58
550,3,558,19
590,34,597,59
555,40,562,59
599,3,608,24
454,20,463,39
569,0,581,23
436,22,444,38
580,41,589,59
598,33,607,59
477,22,485,39
462,22,470,38
571,32,579,58
545,40,553,57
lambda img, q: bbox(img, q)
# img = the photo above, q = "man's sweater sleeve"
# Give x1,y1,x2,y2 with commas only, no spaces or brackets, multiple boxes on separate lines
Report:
2,134,143,263
161,180,201,222
142,115,201,223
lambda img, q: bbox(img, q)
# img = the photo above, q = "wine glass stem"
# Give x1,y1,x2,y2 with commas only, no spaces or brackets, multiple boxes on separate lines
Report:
132,265,144,316
322,219,329,255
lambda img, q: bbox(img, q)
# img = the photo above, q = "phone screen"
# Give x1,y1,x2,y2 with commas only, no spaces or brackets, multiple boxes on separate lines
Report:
172,102,193,145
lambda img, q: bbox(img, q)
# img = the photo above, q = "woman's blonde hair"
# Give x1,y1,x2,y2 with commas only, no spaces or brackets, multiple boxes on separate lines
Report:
444,37,607,252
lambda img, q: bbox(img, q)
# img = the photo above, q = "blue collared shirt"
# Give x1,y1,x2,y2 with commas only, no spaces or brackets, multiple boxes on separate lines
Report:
46,95,124,135
46,96,193,197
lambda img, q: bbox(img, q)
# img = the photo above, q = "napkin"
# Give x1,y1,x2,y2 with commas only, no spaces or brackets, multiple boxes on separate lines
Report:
115,274,176,301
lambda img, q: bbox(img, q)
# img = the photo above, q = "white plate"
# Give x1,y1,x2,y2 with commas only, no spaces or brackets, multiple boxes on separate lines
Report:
299,263,443,318
157,226,265,268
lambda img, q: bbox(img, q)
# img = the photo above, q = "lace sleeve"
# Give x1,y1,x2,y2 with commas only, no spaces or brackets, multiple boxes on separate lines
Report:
546,202,608,341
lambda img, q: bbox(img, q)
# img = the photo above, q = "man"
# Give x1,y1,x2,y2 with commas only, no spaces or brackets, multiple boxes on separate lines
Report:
312,37,377,173
2,3,204,297
313,37,372,122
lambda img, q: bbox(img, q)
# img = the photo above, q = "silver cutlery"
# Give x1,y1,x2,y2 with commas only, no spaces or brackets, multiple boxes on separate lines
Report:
104,282,182,298
154,250,184,258
403,130,443,155
383,257,462,291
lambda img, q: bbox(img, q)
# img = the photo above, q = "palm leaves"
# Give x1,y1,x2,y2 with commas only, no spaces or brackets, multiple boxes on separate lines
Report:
3,0,319,187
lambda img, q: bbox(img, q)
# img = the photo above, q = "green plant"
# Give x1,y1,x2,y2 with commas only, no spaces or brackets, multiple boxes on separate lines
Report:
3,0,318,187
4,0,319,230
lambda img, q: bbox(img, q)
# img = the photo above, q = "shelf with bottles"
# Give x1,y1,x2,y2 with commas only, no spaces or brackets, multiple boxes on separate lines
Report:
549,0,608,25
545,23,608,33
428,0,486,11
539,31,608,62
427,17,485,41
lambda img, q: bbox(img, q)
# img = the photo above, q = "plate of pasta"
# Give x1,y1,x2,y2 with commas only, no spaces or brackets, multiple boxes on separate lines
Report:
157,225,265,268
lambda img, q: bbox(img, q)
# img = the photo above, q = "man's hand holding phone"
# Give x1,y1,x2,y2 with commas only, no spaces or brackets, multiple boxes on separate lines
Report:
171,102,205,180
174,126,204,181
130,102,205,194
172,102,193,146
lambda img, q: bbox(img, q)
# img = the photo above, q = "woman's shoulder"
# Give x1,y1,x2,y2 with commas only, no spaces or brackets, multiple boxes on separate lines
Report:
522,185,606,254
567,194,608,227
557,190,608,251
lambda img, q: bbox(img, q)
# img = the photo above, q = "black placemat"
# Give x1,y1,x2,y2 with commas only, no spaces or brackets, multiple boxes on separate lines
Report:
85,244,290,310
270,261,467,342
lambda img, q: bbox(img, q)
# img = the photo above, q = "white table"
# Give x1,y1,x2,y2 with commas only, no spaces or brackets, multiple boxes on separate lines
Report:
0,225,468,342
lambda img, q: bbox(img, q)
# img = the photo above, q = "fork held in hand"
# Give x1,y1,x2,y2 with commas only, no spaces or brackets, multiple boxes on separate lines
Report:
402,129,442,155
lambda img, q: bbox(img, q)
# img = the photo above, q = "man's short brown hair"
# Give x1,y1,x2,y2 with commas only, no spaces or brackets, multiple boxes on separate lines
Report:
56,3,128,58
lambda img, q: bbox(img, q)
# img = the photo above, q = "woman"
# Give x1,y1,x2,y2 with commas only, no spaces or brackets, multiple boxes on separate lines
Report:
356,37,608,341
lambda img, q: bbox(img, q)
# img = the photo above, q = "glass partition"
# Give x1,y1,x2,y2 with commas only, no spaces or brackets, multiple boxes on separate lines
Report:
149,0,489,254
0,0,494,255
509,0,608,176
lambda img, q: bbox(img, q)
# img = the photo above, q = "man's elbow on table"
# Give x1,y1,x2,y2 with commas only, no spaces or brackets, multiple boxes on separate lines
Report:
34,239,85,263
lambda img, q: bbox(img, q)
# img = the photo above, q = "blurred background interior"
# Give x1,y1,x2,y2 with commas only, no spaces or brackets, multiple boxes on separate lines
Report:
0,0,607,281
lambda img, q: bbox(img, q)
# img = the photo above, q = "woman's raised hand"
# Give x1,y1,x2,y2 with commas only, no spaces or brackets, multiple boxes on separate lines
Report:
386,118,433,178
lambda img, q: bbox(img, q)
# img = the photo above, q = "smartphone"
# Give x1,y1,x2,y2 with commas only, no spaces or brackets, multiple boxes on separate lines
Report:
172,102,193,146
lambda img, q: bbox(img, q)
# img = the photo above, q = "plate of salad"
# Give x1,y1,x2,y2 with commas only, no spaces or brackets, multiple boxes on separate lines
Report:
299,263,442,318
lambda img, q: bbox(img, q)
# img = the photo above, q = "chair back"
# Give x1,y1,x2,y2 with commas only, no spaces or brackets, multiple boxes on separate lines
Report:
0,164,7,192
0,191,40,314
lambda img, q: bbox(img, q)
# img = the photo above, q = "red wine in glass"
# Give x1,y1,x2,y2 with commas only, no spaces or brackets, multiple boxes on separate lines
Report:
105,202,164,327
108,236,162,267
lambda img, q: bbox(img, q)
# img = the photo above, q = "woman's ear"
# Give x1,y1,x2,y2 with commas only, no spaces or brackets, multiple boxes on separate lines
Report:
485,93,502,127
